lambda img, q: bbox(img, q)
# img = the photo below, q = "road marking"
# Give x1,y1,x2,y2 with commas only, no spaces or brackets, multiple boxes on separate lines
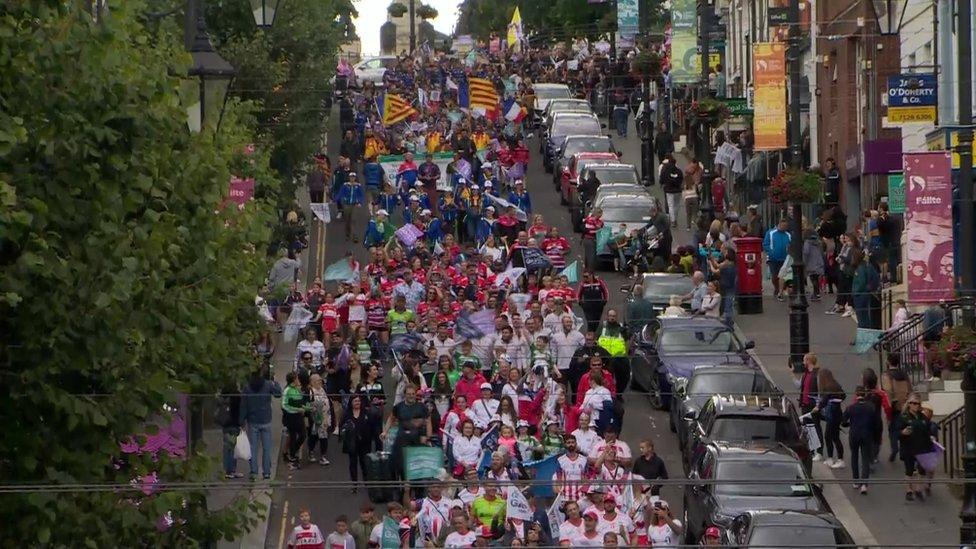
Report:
816,465,879,546
276,499,289,549
315,220,325,280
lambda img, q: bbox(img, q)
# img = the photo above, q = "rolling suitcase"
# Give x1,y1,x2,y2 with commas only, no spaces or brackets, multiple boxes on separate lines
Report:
365,451,398,503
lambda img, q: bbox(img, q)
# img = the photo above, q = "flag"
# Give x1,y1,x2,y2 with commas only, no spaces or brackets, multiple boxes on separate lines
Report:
854,328,884,354
380,515,400,549
485,193,527,221
389,332,426,354
442,429,456,471
523,454,562,498
467,77,499,110
546,494,565,539
322,258,356,282
481,423,500,451
379,92,416,126
493,266,527,289
560,260,580,284
507,7,523,50
502,97,527,122
620,480,636,515
309,202,331,223
455,313,487,341
506,487,534,520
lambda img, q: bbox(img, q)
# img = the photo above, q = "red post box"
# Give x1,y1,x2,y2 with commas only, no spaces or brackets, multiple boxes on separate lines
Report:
734,237,764,314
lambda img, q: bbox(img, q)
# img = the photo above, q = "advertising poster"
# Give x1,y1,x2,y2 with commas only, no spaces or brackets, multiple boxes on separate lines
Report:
617,0,639,48
669,0,698,84
904,152,954,302
887,73,938,124
752,43,787,151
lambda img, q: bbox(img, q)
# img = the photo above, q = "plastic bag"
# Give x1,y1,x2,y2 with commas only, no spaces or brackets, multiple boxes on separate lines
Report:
914,441,945,473
234,431,251,461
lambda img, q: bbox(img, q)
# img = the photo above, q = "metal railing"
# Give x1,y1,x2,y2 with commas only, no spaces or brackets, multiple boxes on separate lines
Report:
874,310,925,384
939,404,965,478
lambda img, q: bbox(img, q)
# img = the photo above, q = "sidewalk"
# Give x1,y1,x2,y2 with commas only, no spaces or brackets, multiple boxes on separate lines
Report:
736,291,959,547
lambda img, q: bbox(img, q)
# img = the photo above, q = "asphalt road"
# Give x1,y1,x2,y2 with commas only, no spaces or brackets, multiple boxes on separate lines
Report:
263,115,695,547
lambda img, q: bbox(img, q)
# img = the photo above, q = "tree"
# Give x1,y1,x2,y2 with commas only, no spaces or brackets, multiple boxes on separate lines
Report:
0,2,278,545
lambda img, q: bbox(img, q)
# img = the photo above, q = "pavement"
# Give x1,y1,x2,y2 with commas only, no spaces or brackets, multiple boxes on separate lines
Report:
207,108,961,547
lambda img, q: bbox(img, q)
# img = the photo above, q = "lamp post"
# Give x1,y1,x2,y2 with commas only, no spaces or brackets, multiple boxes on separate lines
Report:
697,0,714,225
183,0,235,134
785,0,807,373
249,0,282,28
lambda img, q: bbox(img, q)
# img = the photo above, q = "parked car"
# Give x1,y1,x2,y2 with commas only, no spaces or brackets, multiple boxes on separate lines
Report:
669,364,776,439
570,163,641,228
543,113,602,172
552,135,616,189
623,273,696,325
540,98,593,131
531,83,573,127
629,317,756,410
724,511,857,548
560,152,620,203
592,190,656,269
683,441,831,545
682,394,811,475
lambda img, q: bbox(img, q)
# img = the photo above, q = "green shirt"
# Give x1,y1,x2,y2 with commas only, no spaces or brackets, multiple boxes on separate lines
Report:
453,351,482,372
281,385,306,414
470,495,505,526
386,309,415,335
446,368,461,388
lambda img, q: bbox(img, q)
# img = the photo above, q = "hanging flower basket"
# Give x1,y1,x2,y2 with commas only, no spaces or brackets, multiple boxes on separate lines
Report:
685,97,731,125
935,326,976,373
767,168,824,204
631,51,663,79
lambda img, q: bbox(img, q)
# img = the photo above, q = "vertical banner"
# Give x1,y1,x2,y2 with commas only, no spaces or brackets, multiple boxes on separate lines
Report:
616,0,639,49
904,152,954,302
887,174,906,214
669,0,698,84
752,43,787,151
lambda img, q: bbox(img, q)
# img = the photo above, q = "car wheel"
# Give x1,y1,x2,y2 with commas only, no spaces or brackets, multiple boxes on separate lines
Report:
648,371,664,409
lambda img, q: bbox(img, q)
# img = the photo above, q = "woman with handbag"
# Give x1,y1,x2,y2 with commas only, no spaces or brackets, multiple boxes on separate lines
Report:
307,374,333,466
341,394,375,493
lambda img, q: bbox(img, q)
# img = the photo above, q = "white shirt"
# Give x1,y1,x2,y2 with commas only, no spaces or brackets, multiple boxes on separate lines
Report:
551,328,585,371
700,293,721,317
427,335,457,361
442,409,468,437
286,523,325,547
457,487,484,507
556,453,588,500
558,519,585,544
593,439,632,461
418,496,458,540
452,435,483,466
598,510,635,536
569,530,605,546
597,464,631,500
469,398,500,429
500,382,521,412
295,339,325,367
646,521,682,548
581,387,613,423
571,427,601,457
444,530,477,548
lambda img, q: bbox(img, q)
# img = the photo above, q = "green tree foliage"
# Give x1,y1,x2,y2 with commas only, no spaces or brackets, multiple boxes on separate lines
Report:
205,0,357,206
0,2,279,545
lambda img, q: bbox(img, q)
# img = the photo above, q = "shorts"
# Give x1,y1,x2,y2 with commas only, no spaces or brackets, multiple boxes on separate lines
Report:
768,260,784,278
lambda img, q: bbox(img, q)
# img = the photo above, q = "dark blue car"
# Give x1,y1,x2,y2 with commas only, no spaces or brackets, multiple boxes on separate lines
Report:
629,317,756,410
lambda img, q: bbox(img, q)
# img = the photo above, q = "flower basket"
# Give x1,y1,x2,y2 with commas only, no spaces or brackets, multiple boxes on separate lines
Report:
685,97,731,125
767,168,824,205
631,51,663,79
935,326,976,372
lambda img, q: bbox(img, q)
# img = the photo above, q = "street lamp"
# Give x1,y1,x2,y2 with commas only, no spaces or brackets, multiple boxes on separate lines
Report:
183,12,235,133
250,0,282,28
870,0,908,35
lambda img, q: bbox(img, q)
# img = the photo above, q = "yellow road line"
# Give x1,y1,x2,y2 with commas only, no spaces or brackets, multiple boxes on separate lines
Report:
276,499,289,549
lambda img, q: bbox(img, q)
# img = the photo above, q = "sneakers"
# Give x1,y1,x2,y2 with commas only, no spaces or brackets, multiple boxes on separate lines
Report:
263,474,272,480
318,457,331,466
842,306,854,318
822,458,834,467
224,472,244,479
812,453,824,462
288,461,301,471
829,459,845,469
825,306,838,315
860,484,868,495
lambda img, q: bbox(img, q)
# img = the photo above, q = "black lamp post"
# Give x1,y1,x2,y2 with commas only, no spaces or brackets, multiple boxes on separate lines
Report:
184,2,235,133
697,0,714,225
250,0,282,28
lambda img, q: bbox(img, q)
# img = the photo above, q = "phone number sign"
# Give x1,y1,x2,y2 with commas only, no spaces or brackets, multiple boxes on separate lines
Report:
887,73,937,124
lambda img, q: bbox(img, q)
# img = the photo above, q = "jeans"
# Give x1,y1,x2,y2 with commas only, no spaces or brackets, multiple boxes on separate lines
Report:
348,450,369,482
849,437,873,481
613,108,629,137
888,418,901,459
222,427,240,474
824,414,844,460
721,294,735,326
664,192,680,225
247,422,273,477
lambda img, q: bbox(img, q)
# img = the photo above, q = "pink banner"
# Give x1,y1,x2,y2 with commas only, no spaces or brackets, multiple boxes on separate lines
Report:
905,152,954,302
227,177,255,209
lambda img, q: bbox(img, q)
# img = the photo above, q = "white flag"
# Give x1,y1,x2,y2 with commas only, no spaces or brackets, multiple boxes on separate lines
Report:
506,487,534,521
485,193,527,222
310,202,331,223
283,306,313,342
493,267,526,288
546,493,565,539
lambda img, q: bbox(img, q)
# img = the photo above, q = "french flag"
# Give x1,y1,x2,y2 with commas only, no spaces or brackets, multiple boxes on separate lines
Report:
503,97,527,122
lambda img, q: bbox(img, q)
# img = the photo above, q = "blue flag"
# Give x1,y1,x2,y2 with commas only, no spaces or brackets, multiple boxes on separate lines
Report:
523,453,562,498
455,313,486,341
389,332,425,354
322,258,356,282
560,260,580,284
481,423,500,451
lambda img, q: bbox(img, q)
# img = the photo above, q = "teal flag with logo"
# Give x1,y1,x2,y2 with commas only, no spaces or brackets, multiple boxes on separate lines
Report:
560,260,580,284
403,446,445,481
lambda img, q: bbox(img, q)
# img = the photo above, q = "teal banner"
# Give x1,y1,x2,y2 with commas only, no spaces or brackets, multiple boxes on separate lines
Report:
403,446,446,481
617,0,639,46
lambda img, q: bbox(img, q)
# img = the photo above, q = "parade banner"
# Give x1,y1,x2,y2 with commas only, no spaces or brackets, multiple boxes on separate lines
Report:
669,0,698,84
752,43,787,151
379,152,454,191
617,0,639,48
905,152,954,302
403,446,446,481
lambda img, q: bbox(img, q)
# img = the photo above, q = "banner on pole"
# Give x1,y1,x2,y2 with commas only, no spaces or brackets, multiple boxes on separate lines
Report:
379,152,454,192
753,43,787,151
669,0,698,84
616,0,639,48
506,487,534,520
403,446,446,481
904,152,954,302
310,202,331,223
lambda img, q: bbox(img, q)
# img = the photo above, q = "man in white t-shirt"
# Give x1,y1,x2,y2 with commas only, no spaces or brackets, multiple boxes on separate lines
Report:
571,411,601,457
443,514,478,548
596,494,635,543
555,434,589,501
590,425,632,467
571,508,607,546
415,482,459,542
558,501,586,546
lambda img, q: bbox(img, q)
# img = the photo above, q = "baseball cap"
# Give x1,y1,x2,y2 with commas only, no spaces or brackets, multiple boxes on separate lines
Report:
583,508,600,520
421,208,432,216
479,382,492,391
704,526,721,538
376,209,389,217
485,205,496,212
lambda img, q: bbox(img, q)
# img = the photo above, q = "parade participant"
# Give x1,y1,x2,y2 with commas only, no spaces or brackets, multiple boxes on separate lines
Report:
581,207,604,271
701,525,723,545
575,356,618,408
596,494,635,542
558,501,585,546
337,171,365,242
572,508,605,546
470,382,501,430
286,508,326,549
418,152,441,209
542,226,570,270
556,434,590,501
507,179,533,215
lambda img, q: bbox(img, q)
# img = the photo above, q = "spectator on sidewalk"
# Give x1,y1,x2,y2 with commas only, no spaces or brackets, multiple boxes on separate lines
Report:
307,154,329,204
852,250,881,329
897,393,936,501
217,384,243,479
708,251,737,326
240,369,282,480
659,154,683,222
282,371,310,470
827,232,858,316
762,219,791,301
814,368,846,469
796,353,823,460
882,354,913,461
803,228,825,301
843,386,880,494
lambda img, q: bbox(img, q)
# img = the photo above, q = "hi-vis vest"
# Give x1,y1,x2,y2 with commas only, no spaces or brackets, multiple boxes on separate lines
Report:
597,325,627,357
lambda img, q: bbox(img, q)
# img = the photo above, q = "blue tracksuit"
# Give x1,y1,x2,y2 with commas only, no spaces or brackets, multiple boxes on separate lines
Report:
337,182,365,206
507,190,532,214
762,228,791,262
363,162,385,189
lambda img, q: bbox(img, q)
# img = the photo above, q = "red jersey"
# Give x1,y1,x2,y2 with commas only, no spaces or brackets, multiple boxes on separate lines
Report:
286,523,325,549
542,236,570,269
317,303,340,334
582,216,604,239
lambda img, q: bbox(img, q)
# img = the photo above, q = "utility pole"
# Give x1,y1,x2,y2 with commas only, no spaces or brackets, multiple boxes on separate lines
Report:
609,0,618,63
698,0,714,224
408,0,416,54
785,0,808,374
640,0,654,185
957,0,976,544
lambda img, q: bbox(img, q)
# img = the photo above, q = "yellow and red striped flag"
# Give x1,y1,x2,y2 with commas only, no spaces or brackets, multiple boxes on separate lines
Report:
382,93,417,126
467,77,499,110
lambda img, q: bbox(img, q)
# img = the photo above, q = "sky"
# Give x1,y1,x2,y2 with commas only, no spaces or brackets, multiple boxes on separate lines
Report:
354,0,463,56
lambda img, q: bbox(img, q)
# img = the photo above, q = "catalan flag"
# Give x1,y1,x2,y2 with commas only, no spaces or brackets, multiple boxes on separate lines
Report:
467,77,499,110
377,92,416,126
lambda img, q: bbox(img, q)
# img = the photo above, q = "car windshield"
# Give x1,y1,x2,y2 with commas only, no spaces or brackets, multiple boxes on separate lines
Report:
590,167,638,184
564,138,611,156
536,87,572,100
715,461,810,497
687,373,763,396
709,416,801,444
602,206,653,223
643,278,695,302
749,526,841,547
553,118,601,136
551,104,591,115
660,327,740,353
